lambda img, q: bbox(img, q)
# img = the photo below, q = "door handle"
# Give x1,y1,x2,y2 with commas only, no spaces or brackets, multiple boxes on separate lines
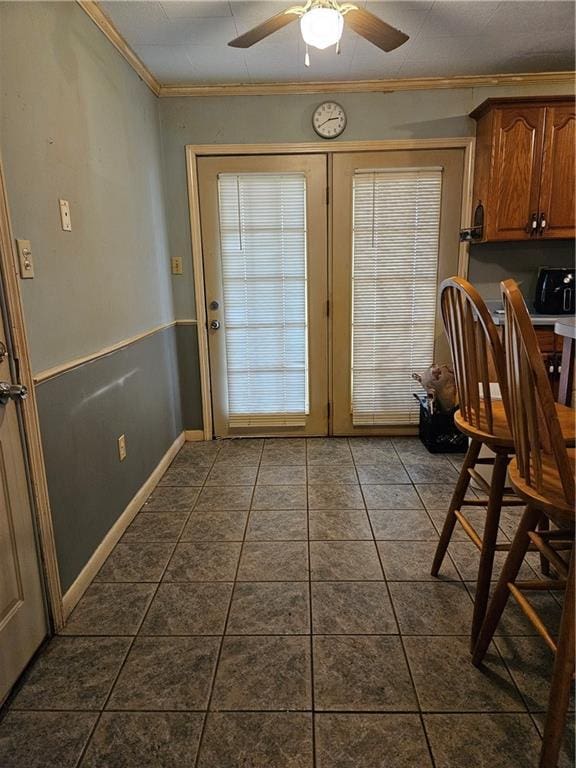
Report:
526,212,539,235
538,212,547,235
209,320,221,331
0,382,27,406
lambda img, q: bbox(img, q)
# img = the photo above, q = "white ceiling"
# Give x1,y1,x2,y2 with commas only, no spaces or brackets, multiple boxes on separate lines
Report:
100,0,576,85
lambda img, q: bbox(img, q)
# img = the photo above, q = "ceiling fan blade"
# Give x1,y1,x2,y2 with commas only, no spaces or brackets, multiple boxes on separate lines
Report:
228,10,298,48
345,8,409,52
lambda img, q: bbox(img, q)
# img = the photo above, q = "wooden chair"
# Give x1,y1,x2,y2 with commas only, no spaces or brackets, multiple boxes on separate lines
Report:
431,277,575,650
472,279,574,768
431,277,524,649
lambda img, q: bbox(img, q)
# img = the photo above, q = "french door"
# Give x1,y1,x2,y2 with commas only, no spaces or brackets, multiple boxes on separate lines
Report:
198,154,329,437
331,149,464,434
197,148,464,438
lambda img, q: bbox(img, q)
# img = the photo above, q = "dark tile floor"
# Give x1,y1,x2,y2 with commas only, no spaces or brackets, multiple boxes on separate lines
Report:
1,437,574,768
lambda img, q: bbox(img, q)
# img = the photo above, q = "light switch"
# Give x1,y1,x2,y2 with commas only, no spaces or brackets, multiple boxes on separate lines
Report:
171,257,183,275
59,199,72,231
16,239,34,279
118,434,127,462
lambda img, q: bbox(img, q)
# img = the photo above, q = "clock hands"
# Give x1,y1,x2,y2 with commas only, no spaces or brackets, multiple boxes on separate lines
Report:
318,116,340,127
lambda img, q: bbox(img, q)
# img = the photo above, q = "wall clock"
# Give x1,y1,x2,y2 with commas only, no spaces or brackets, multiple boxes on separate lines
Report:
312,102,347,139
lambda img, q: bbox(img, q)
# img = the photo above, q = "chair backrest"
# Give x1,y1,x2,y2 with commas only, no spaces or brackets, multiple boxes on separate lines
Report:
501,278,575,509
440,276,509,436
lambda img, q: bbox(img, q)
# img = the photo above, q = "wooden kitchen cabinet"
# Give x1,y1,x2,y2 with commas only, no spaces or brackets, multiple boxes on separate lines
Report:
535,327,561,400
538,102,576,239
470,96,576,243
493,324,567,399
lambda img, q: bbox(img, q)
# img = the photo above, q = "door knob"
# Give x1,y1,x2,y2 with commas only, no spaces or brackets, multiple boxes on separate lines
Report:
0,382,27,406
210,320,221,330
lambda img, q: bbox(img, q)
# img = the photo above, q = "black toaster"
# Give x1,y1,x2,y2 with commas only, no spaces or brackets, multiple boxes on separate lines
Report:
534,267,575,315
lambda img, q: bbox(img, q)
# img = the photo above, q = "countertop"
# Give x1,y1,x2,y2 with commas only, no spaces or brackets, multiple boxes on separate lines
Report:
554,319,576,339
485,300,575,328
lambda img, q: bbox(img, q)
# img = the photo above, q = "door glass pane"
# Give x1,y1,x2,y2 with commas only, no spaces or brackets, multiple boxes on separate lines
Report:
217,173,309,426
351,168,442,425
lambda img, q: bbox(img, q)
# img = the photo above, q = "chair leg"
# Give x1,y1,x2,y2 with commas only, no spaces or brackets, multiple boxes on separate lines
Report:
537,515,551,577
472,503,541,666
431,439,482,577
470,450,510,650
539,548,575,768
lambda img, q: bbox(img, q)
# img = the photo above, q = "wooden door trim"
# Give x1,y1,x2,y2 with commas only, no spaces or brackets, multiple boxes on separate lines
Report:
0,155,63,630
186,138,474,440
195,153,329,438
186,146,214,441
330,148,467,435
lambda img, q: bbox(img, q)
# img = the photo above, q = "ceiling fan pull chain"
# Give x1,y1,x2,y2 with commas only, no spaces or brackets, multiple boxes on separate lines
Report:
305,43,310,67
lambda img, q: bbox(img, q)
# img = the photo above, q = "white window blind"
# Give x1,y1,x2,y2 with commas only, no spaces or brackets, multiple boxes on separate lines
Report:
351,167,442,425
217,172,309,427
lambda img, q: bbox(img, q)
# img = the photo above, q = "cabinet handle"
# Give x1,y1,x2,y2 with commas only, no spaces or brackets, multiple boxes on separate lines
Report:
538,212,547,235
526,212,539,235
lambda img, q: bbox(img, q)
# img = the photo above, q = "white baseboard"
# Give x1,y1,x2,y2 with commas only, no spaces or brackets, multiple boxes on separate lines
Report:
185,429,205,441
62,431,185,620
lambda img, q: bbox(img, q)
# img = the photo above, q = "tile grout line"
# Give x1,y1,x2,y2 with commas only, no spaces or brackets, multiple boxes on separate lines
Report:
7,438,561,766
305,439,317,768
74,441,222,768
395,442,539,745
157,443,224,766
192,439,262,768
353,438,438,768
71,543,178,766
6,705,549,715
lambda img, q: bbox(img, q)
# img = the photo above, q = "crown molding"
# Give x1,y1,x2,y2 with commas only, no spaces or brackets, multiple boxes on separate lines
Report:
77,0,161,96
158,71,575,98
76,2,574,101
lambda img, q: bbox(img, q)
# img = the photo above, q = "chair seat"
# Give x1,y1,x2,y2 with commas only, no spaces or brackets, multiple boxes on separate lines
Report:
508,449,576,527
455,400,576,449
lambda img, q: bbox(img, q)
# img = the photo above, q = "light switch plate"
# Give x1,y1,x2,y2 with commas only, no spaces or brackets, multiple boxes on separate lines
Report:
118,434,127,462
59,199,72,231
16,239,34,279
171,257,183,275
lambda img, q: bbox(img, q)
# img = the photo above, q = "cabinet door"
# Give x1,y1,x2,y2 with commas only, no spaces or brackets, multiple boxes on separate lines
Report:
486,107,545,241
539,103,576,239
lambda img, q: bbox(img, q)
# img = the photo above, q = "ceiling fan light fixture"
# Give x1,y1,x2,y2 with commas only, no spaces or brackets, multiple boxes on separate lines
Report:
300,7,344,50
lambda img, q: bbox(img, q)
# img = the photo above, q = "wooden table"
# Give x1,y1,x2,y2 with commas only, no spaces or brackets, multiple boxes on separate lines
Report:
554,319,576,406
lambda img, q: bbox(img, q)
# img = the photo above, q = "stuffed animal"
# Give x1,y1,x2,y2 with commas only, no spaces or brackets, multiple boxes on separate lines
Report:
412,365,457,413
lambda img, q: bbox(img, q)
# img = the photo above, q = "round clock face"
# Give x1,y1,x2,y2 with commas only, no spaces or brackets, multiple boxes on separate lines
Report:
312,101,347,139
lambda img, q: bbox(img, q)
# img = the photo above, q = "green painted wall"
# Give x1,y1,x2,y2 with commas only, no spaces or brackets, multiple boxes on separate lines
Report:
0,1,192,592
159,81,575,320
0,0,174,374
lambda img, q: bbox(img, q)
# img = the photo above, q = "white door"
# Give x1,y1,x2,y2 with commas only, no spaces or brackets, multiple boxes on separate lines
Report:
0,283,47,702
331,149,465,434
198,154,329,437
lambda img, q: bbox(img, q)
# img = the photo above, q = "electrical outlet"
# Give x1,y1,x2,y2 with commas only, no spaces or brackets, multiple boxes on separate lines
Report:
118,434,127,462
59,199,72,231
171,256,183,275
16,239,34,278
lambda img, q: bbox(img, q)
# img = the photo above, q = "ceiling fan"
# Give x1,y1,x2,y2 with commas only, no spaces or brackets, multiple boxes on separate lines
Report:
228,0,409,65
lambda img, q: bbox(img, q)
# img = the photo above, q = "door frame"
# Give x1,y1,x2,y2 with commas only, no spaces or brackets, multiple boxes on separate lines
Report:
186,138,475,440
0,154,64,630
197,153,329,438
